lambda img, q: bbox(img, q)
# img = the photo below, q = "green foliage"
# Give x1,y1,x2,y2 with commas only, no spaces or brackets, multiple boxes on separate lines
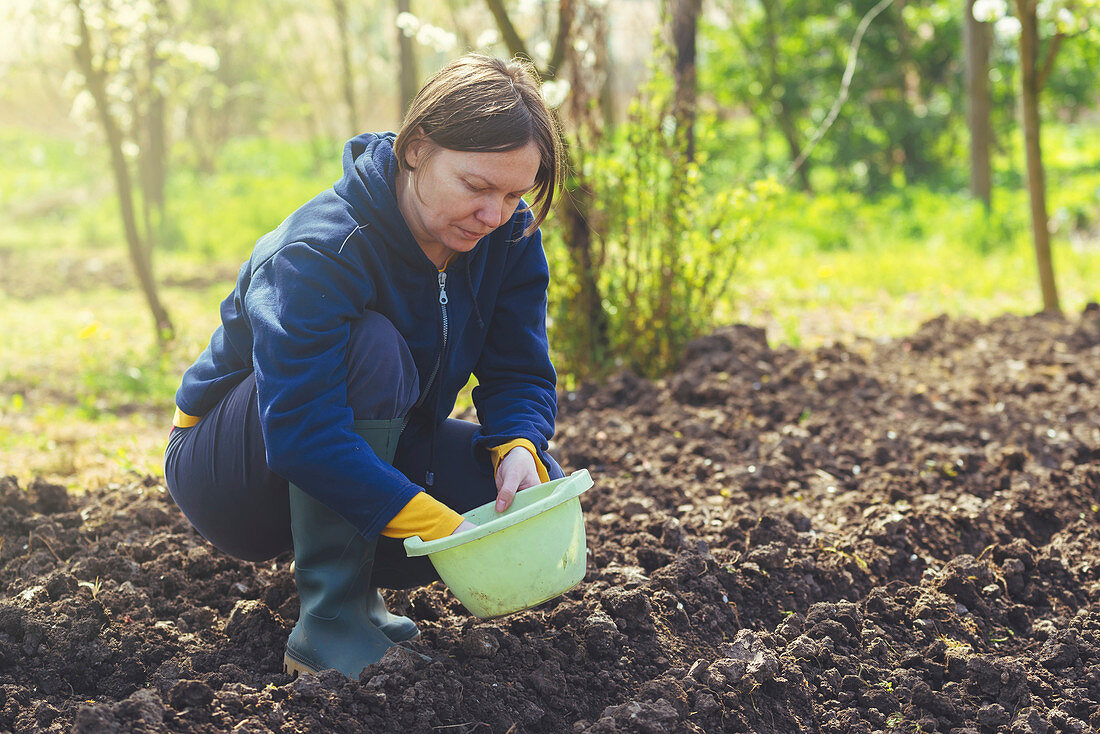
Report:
702,0,965,192
701,0,1099,194
165,136,342,259
545,79,779,378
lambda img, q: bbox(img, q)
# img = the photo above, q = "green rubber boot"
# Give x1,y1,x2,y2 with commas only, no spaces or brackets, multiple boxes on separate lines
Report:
283,576,419,644
283,419,415,678
366,588,420,643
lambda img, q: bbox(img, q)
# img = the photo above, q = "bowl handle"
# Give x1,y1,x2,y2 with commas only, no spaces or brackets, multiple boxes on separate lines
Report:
546,469,594,504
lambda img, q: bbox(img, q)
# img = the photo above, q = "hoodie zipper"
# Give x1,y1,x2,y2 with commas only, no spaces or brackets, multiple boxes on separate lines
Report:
402,267,450,485
423,270,450,397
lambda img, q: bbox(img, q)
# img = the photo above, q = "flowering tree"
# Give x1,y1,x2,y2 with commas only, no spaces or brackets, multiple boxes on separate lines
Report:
973,0,1100,313
19,0,220,343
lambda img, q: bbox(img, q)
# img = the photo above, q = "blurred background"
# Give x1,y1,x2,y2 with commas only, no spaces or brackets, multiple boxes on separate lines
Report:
1,0,1098,485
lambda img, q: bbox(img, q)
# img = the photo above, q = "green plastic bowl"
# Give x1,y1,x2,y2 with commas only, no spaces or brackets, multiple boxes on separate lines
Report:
404,469,594,619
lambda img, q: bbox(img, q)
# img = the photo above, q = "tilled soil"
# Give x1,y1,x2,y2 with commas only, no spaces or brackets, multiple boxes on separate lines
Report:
2,307,1100,733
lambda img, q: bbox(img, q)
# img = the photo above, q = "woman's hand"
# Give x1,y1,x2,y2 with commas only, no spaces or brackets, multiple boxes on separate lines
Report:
494,447,540,512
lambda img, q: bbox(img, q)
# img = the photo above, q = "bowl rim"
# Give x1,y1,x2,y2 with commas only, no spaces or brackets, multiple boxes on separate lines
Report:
403,469,593,557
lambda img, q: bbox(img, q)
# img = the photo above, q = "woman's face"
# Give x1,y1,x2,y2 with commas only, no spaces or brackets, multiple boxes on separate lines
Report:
398,140,541,268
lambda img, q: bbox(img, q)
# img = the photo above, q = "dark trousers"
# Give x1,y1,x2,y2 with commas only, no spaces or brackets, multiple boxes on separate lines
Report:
164,311,562,587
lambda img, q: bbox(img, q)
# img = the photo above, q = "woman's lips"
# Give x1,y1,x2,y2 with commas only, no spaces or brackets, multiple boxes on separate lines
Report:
457,225,488,240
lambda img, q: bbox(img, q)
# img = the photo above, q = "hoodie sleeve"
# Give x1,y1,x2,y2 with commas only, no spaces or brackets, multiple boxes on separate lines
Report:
245,241,422,538
470,226,558,469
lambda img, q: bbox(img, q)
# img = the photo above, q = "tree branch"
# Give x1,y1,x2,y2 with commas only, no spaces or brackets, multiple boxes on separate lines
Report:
483,0,530,60
786,0,895,182
547,0,574,78
1037,31,1065,92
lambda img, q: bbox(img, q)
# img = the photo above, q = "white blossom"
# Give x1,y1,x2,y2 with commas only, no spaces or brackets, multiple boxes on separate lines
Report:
475,28,499,49
993,15,1022,41
539,78,570,108
534,39,552,65
395,11,419,37
115,0,154,30
170,40,220,70
971,0,1007,22
62,70,86,98
70,89,96,122
415,23,456,52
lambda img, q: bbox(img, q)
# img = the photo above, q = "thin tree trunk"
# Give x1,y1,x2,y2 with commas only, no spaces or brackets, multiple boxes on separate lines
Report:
332,0,359,135
396,0,418,116
670,0,700,161
562,178,609,374
482,0,572,81
71,0,174,343
484,0,528,61
964,0,992,209
593,6,616,130
761,1,812,192
894,0,924,180
1016,0,1060,313
445,0,472,52
138,71,166,263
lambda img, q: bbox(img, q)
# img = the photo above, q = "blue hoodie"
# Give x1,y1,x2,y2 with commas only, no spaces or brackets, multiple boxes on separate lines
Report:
174,133,557,538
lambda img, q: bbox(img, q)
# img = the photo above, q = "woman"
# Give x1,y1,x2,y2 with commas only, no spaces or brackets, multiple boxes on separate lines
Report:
164,54,564,680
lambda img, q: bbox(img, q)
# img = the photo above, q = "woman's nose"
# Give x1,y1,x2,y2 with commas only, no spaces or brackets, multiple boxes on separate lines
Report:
475,198,506,228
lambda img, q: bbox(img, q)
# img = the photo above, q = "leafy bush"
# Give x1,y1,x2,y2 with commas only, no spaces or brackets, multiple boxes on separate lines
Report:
545,82,779,378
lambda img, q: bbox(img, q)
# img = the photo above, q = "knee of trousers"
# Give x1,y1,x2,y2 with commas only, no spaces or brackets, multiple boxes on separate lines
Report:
345,311,420,421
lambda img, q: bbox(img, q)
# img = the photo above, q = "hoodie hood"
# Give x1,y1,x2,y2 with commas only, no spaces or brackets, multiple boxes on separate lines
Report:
333,132,431,269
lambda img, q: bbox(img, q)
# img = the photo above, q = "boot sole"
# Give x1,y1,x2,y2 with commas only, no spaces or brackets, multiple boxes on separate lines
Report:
283,652,318,679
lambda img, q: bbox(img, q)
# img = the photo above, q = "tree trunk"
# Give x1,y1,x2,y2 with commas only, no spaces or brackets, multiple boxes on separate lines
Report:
670,0,700,161
1015,0,1060,313
396,0,419,116
140,95,167,211
332,0,359,135
562,177,609,374
71,0,174,343
593,6,616,130
484,0,529,62
964,0,992,209
761,1,813,192
137,84,166,263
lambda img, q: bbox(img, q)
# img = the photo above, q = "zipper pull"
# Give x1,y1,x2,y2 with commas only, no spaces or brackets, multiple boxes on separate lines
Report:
438,271,449,305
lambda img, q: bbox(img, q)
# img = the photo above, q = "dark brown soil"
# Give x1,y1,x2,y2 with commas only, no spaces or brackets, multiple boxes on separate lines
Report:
2,306,1100,733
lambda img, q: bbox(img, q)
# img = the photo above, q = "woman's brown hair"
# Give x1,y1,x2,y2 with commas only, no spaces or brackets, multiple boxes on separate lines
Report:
394,54,563,236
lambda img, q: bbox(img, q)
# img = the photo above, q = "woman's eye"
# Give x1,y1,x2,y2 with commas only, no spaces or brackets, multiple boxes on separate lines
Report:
465,181,487,192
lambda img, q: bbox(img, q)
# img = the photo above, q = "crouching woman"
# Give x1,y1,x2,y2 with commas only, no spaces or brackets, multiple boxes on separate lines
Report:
164,54,565,679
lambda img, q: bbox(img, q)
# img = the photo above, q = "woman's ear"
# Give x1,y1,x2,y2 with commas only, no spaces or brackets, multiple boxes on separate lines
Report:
405,127,427,169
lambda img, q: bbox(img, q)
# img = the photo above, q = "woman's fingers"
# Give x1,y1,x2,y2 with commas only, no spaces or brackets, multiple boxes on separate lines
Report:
495,483,517,512
495,447,539,512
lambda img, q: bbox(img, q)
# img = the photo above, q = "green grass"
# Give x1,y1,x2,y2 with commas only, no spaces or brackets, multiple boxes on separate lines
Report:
708,120,1100,348
1,122,1098,485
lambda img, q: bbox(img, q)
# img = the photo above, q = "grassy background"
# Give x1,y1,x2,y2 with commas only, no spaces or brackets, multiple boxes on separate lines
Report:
1,123,1098,488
